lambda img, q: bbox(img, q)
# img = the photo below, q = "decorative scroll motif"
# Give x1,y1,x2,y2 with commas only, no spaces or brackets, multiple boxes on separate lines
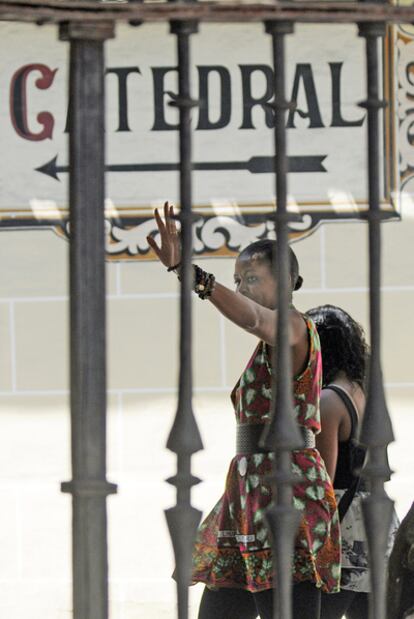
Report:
85,212,316,258
104,213,323,255
45,209,350,258
397,25,414,194
105,216,269,256
49,204,392,259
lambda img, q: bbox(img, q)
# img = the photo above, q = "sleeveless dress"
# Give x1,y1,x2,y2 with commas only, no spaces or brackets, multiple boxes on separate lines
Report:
325,384,400,593
191,316,341,593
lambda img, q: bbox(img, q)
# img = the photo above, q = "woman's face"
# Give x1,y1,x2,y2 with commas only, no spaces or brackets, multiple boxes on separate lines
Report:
234,254,278,309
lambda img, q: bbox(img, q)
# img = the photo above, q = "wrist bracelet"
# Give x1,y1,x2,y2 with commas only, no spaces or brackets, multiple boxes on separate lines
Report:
167,263,181,272
193,264,216,300
167,262,215,299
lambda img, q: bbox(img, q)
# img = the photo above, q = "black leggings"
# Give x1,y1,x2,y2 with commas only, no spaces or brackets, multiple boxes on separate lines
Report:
198,581,321,619
320,590,369,619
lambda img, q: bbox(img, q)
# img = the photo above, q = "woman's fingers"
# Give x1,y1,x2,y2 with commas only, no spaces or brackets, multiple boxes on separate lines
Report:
150,202,179,266
154,207,167,239
156,202,177,239
169,204,178,235
164,201,170,223
146,235,162,259
164,201,172,234
165,201,176,236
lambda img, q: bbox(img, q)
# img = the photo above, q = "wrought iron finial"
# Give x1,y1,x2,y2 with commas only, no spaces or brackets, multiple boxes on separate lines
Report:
358,20,395,619
164,15,203,619
261,20,304,619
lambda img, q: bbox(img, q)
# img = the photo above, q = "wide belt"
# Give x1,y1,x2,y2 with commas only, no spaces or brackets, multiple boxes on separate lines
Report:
236,423,315,455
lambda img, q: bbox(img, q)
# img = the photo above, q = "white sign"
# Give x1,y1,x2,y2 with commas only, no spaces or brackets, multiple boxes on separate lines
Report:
0,21,398,258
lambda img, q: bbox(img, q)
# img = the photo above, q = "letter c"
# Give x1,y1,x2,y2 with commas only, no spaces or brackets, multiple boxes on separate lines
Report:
10,64,56,141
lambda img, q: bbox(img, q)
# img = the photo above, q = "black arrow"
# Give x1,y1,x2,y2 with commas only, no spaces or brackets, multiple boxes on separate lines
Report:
35,154,327,181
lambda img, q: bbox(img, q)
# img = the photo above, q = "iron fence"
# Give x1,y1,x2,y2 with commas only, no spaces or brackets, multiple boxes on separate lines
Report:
0,1,406,617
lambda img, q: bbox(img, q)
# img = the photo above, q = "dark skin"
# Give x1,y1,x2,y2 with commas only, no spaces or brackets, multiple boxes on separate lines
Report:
316,372,365,480
147,201,309,376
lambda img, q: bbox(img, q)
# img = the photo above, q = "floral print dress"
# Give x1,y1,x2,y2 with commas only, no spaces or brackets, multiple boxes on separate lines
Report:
191,316,341,593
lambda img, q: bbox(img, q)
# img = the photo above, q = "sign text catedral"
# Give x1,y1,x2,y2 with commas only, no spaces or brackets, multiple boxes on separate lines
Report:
0,22,400,259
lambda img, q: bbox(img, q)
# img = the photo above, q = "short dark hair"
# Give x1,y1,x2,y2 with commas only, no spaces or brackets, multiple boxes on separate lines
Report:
306,304,369,388
238,239,303,291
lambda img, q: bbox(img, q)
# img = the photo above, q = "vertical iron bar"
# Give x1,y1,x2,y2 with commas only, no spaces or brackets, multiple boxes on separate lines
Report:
59,21,117,619
261,21,304,619
358,21,395,619
165,17,203,619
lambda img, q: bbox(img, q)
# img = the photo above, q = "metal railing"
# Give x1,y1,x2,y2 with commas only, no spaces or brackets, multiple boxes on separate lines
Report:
0,1,402,618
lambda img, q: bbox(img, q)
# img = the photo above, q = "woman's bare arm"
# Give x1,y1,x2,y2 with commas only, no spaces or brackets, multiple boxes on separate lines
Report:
209,282,308,375
316,389,343,481
147,202,309,375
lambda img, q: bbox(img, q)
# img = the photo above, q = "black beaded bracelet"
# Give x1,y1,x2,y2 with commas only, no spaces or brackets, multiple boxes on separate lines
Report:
167,262,215,299
193,264,216,300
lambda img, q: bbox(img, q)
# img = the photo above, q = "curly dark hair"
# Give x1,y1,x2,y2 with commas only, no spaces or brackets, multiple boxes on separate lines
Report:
306,304,369,389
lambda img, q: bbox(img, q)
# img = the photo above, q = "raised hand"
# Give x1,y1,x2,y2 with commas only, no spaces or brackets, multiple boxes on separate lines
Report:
147,201,181,269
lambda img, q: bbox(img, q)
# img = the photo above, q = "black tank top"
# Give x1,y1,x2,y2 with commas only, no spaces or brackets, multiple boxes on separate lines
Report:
324,384,366,490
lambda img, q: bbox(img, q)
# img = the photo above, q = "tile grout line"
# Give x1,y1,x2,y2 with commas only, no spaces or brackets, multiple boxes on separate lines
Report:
0,390,58,397
299,285,414,293
0,292,181,303
0,296,68,303
1,287,414,306
1,383,414,398
9,301,17,393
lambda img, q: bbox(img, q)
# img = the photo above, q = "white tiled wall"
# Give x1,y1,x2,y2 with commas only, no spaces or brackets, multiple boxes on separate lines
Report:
0,212,414,618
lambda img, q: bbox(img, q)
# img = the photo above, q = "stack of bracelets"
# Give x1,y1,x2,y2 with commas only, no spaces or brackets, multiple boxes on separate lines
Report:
167,263,216,300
